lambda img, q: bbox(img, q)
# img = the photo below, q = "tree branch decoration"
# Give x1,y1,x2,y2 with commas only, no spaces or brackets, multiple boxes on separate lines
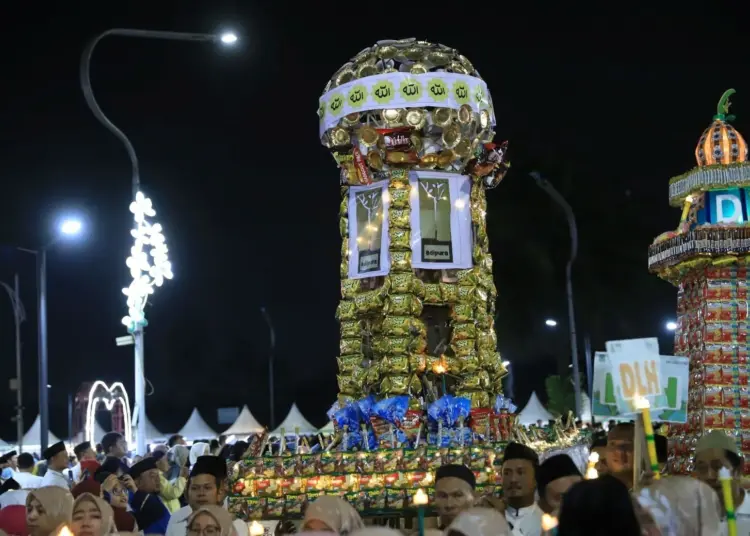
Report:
356,190,382,251
419,181,447,240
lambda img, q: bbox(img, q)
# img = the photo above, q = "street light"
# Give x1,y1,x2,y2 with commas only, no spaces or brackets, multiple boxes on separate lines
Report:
666,321,678,331
18,217,84,452
545,319,558,327
80,27,237,455
1,275,25,451
530,171,582,419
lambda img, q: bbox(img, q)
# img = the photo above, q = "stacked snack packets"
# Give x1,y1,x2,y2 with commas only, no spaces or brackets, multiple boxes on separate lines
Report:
648,90,750,474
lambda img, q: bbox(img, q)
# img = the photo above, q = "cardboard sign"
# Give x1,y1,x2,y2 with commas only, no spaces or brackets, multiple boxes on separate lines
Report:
592,351,688,423
605,338,661,413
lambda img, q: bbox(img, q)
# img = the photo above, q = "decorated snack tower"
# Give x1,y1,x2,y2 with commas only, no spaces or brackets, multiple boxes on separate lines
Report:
227,39,583,521
648,89,750,473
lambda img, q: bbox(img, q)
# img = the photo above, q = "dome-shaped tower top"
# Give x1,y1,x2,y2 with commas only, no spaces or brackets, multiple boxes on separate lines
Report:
695,89,748,167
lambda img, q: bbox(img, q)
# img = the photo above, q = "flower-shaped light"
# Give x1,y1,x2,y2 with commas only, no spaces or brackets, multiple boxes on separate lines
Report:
121,191,173,332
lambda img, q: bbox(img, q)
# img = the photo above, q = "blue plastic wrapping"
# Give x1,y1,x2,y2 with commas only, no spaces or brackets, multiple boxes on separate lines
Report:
426,395,472,446
372,396,410,445
494,394,518,414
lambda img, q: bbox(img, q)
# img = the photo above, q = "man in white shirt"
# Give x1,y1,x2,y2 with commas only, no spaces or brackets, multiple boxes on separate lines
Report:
433,464,477,530
165,455,246,536
693,430,750,534
501,442,543,536
12,453,43,489
40,442,71,489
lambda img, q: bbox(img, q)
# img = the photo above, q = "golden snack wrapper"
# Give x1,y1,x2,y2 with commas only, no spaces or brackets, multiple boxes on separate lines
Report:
374,336,410,356
384,294,423,317
340,260,348,279
474,286,489,305
390,251,412,273
382,315,425,338
380,374,410,395
471,204,485,225
340,338,362,355
408,374,422,394
439,282,459,304
409,353,426,373
452,323,477,341
339,217,348,238
379,355,410,375
389,208,411,229
337,354,363,374
458,354,480,374
354,289,385,314
339,197,349,217
476,330,497,351
365,366,380,385
481,252,494,273
451,338,476,357
389,168,409,182
337,374,360,395
456,267,481,287
410,336,427,355
478,272,495,292
452,303,475,323
388,186,410,209
386,273,425,297
424,283,442,304
341,279,361,299
336,300,357,321
339,320,362,339
456,390,491,408
340,240,349,260
480,349,502,370
457,285,476,303
389,228,411,251
475,310,492,330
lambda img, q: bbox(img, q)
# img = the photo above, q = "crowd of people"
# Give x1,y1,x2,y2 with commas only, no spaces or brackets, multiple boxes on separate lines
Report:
0,424,745,535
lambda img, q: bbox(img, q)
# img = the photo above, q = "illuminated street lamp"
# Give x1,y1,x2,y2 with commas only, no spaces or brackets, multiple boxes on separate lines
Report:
18,217,84,452
80,27,237,455
666,321,678,331
545,319,558,327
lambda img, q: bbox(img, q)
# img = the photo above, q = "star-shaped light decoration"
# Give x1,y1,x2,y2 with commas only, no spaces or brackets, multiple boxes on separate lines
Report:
121,191,174,333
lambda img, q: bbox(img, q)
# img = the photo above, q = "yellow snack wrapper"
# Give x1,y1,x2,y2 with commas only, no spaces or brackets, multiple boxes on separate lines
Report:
479,349,501,371
354,289,384,314
409,336,427,354
452,323,477,341
340,217,348,238
474,286,489,305
409,353,427,373
341,279,361,299
448,354,479,374
440,282,459,303
374,336,410,356
379,355,410,375
337,354,363,373
336,300,357,321
340,338,362,355
382,316,424,337
364,366,380,385
380,374,410,395
388,187,410,209
340,320,362,339
452,303,475,323
338,374,360,395
424,283,442,304
390,251,412,272
451,339,475,357
475,311,492,329
475,221,488,245
456,268,481,287
459,370,490,390
456,390,490,408
408,374,422,394
476,330,497,351
385,294,423,316
457,285,476,303
339,196,348,217
390,208,411,229
389,228,411,251
340,260,348,279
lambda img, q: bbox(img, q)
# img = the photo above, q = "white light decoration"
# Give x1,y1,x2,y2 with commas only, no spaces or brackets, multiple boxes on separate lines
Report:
121,191,173,333
85,381,132,446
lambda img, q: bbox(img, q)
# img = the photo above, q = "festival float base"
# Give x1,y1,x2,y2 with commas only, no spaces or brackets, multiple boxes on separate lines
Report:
227,427,589,520
648,90,750,474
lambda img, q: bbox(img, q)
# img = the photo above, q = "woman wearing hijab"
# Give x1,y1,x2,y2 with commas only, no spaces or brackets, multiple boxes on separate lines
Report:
186,505,237,536
635,476,723,535
25,487,74,536
70,493,116,536
166,446,190,482
95,473,136,532
557,475,641,536
302,496,363,534
445,508,511,536
188,444,210,467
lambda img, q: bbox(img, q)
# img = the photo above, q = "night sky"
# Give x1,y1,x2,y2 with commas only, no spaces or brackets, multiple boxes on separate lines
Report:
0,6,745,441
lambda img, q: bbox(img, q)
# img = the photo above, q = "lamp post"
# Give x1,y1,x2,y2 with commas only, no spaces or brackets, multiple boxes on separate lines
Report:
530,171,582,418
80,28,237,455
260,307,276,430
1,275,25,451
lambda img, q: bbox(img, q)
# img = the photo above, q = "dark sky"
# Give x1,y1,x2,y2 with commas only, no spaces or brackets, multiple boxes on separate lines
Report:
0,5,745,441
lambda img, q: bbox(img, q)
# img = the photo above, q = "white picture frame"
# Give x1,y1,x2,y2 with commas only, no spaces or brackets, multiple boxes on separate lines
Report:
347,180,391,279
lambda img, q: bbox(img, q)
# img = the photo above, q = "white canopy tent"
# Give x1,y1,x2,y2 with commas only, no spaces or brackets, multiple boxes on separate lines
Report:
222,405,264,436
318,421,335,434
22,415,61,449
271,404,317,436
143,415,166,443
70,419,108,445
177,408,217,440
517,392,555,426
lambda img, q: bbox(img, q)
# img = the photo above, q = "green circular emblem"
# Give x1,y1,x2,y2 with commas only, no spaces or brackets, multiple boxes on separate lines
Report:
371,80,395,105
399,79,422,102
453,81,470,105
347,84,368,109
427,79,449,102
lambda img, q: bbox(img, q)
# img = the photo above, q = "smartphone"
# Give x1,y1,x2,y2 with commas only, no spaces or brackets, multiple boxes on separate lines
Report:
82,469,90,480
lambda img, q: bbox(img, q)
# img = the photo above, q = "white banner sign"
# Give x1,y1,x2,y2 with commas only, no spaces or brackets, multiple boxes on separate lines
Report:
348,180,390,279
605,337,662,414
318,72,494,136
409,171,472,269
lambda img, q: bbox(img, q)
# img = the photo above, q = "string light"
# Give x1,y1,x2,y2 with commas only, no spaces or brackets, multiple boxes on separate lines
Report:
85,381,132,446
121,192,173,332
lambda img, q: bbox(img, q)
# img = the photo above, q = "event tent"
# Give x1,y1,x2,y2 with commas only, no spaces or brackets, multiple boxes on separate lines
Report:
271,403,317,436
177,408,217,440
222,405,264,436
71,419,108,445
143,414,166,442
318,421,335,434
22,415,61,448
516,392,555,426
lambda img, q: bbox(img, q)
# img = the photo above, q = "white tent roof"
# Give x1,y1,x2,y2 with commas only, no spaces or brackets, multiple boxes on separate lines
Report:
177,408,216,440
222,405,264,436
71,419,108,445
517,392,555,426
318,421,335,434
271,403,317,435
144,415,165,442
23,415,60,447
